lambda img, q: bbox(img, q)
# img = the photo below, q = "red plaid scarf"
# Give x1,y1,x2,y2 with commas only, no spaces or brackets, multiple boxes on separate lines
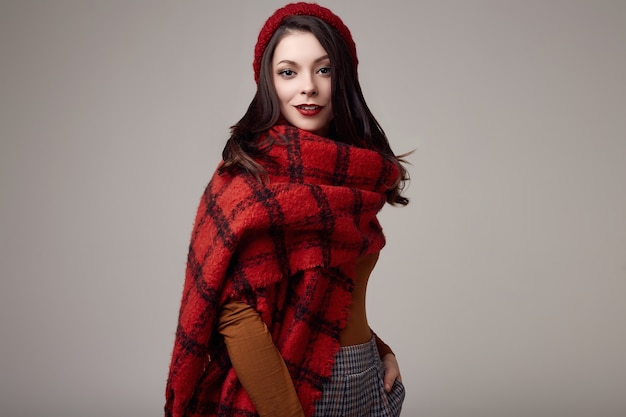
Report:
165,125,399,417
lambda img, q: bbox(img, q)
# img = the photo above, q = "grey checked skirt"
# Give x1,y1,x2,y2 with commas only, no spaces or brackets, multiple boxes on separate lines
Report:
312,336,405,416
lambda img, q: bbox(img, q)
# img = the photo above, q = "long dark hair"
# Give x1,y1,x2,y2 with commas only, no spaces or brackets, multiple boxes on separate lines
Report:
220,15,409,205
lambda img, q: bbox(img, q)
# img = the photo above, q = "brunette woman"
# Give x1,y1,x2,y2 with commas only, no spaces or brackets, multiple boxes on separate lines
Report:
165,3,409,416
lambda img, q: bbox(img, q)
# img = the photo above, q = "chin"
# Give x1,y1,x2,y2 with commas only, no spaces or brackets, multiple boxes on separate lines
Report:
292,121,330,137
304,126,328,136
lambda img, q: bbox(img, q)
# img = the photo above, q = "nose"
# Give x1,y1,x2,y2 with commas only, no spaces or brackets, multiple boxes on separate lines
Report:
300,73,317,96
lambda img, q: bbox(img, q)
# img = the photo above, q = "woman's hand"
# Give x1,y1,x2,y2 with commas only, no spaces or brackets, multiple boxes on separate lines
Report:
381,353,402,392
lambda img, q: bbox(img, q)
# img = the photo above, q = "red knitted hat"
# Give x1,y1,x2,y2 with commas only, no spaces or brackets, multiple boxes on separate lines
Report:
253,2,358,83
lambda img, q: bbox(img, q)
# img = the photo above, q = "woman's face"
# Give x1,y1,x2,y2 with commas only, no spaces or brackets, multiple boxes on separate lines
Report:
272,31,333,137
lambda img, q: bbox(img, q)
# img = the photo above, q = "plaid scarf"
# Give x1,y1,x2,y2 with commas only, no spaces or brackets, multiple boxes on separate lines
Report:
165,125,399,417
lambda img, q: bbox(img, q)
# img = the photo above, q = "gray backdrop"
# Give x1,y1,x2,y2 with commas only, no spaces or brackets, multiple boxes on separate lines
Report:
1,1,625,416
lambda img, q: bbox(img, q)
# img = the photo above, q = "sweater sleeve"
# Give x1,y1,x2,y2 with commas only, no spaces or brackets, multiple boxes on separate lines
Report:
218,300,305,417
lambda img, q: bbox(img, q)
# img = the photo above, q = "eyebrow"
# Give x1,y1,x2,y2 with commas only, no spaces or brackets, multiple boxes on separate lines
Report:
275,55,330,66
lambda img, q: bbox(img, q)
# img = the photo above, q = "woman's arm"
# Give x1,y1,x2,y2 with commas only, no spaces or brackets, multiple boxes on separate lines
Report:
372,329,402,392
373,330,394,358
218,300,305,417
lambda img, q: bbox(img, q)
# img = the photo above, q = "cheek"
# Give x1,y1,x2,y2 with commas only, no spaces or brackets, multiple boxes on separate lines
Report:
321,79,332,98
273,80,293,103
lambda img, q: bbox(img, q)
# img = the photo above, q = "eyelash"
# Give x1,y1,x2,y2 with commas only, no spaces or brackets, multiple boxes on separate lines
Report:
278,69,296,77
277,67,332,78
318,66,331,75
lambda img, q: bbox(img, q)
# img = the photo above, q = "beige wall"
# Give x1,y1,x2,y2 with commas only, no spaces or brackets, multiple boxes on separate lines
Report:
1,1,625,416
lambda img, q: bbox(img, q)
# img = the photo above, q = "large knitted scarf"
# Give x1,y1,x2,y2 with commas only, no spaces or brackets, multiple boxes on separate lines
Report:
165,125,399,417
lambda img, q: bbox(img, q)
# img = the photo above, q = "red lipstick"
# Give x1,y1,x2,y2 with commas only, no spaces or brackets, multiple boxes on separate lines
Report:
295,104,323,116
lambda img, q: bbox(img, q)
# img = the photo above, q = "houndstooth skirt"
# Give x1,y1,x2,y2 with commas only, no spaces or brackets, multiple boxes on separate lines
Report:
312,336,405,417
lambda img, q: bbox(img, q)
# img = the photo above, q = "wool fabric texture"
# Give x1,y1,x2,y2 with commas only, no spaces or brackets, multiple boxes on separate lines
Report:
165,125,399,417
253,2,358,83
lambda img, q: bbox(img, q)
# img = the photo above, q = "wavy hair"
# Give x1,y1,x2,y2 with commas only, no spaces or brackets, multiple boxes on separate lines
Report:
220,15,409,205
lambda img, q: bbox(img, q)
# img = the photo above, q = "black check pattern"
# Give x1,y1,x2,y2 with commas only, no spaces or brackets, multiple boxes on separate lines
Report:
165,125,400,417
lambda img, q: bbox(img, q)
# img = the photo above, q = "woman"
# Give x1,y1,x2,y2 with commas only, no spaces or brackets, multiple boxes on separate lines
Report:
165,3,409,416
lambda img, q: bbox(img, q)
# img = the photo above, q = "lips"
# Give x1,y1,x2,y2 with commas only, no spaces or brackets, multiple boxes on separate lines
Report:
295,104,323,116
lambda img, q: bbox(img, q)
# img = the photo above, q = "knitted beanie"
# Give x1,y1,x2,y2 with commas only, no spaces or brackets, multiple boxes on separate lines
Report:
253,2,358,83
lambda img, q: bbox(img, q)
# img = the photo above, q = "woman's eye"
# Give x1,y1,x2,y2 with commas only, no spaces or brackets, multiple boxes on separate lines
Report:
278,69,295,77
317,66,331,75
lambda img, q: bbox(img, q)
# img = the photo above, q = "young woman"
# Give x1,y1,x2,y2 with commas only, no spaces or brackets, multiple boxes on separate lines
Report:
165,3,409,416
